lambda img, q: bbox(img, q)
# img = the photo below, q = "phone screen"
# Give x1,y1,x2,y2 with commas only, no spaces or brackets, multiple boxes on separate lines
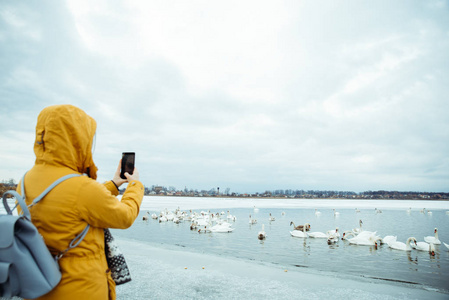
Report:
120,152,135,179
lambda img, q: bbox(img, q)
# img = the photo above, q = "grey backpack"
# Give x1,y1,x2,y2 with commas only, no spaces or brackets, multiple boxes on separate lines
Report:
0,174,89,299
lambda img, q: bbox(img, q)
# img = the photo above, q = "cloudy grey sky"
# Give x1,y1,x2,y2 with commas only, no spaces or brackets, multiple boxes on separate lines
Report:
1,0,448,193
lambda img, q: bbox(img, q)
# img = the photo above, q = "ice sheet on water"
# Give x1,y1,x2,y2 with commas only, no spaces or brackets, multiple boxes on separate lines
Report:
136,196,449,212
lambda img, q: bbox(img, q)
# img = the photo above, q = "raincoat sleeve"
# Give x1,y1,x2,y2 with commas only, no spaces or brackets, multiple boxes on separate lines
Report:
75,177,144,229
104,180,120,196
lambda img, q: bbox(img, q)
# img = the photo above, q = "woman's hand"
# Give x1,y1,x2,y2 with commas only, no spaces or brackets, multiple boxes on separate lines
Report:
111,160,140,188
125,167,139,182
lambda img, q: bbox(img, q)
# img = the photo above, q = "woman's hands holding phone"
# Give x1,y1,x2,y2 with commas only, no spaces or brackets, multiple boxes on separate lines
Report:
112,160,140,188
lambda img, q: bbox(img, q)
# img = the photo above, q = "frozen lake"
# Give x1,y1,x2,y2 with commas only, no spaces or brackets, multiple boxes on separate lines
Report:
112,196,449,295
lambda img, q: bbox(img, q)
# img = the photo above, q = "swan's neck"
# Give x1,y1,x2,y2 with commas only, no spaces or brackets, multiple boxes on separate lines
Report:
406,238,415,249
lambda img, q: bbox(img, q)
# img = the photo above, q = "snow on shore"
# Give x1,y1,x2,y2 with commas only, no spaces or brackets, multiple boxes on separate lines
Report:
138,196,449,212
115,237,448,299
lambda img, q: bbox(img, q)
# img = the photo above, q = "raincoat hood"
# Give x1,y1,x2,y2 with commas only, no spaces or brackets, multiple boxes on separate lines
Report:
34,105,98,179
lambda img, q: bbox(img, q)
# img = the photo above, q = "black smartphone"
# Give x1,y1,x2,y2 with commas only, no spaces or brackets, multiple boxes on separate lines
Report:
120,152,135,179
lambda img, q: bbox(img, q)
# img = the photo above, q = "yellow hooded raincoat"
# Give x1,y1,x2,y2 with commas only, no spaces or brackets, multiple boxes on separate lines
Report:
17,105,144,300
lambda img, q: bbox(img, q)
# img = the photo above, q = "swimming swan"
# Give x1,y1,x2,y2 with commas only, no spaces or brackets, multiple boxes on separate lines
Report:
210,221,234,233
424,228,441,245
308,231,328,238
249,214,257,225
382,235,397,246
326,228,340,238
389,237,417,251
352,220,363,234
414,241,435,256
290,222,310,231
327,234,339,244
342,231,356,240
290,223,310,238
348,232,381,246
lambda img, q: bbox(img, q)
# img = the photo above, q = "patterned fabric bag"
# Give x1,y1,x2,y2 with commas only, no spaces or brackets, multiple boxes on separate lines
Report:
104,229,131,285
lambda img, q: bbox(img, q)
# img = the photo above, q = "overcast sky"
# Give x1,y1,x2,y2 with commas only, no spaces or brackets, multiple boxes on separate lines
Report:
1,0,448,193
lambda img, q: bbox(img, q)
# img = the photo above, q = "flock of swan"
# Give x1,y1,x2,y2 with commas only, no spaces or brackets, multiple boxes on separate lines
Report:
143,207,449,255
288,209,449,255
290,220,446,255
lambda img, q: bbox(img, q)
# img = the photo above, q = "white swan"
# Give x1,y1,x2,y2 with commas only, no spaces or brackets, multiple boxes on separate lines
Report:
165,213,175,221
142,211,150,221
315,209,321,216
196,218,209,226
414,241,435,256
151,213,158,220
258,224,266,240
424,228,441,245
308,231,328,238
249,214,257,225
327,234,339,244
290,223,310,238
342,231,356,240
355,208,360,213
382,235,397,246
333,209,340,216
352,220,363,234
326,228,340,238
348,232,382,246
406,207,411,214
389,237,417,251
269,213,276,222
210,223,234,233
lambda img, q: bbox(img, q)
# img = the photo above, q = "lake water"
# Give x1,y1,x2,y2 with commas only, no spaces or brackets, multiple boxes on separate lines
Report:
111,197,449,294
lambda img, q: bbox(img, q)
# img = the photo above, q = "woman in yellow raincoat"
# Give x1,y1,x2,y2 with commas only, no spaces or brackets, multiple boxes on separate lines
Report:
17,105,144,300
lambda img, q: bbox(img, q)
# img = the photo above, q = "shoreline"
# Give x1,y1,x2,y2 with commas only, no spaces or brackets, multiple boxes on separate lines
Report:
115,237,448,299
136,196,449,212
143,195,449,201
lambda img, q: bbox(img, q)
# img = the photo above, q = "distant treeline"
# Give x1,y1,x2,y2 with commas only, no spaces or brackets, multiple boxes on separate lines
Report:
140,185,449,200
2,181,448,200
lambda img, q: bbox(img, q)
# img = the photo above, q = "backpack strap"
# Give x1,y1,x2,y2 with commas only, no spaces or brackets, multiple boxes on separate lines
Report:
26,173,82,208
20,172,91,260
2,190,29,218
55,224,90,260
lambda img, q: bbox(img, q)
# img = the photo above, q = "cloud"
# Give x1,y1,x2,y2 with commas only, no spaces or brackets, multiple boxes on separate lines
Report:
0,0,448,193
